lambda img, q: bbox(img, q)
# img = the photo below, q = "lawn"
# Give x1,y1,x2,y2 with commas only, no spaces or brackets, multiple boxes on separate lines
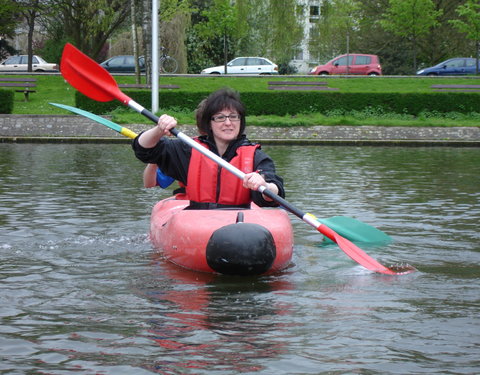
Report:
3,73,480,127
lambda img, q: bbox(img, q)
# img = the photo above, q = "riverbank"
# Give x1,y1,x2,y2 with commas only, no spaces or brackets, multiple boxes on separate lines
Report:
1,114,479,146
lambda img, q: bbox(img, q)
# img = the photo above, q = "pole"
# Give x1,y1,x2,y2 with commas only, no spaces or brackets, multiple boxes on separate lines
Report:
151,0,159,113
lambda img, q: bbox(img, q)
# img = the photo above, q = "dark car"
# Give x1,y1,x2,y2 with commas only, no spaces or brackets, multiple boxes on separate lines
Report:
100,55,145,73
309,54,382,76
416,58,479,76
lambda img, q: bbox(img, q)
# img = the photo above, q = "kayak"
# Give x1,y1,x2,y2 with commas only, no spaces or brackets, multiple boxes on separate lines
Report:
149,198,294,275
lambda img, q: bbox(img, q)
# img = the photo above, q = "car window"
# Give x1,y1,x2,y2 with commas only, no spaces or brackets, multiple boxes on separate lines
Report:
465,58,476,67
230,58,247,66
5,56,21,64
445,59,464,68
32,56,40,64
109,56,124,66
125,56,134,65
248,58,262,65
334,56,354,66
355,55,371,65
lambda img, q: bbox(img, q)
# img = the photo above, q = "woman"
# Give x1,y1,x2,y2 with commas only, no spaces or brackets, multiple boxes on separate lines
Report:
132,88,284,208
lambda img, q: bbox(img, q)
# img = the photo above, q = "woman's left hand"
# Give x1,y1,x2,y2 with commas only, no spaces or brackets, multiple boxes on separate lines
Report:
243,172,278,200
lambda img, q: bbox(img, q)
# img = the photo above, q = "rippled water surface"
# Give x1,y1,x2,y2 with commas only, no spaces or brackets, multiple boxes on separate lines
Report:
1,143,479,374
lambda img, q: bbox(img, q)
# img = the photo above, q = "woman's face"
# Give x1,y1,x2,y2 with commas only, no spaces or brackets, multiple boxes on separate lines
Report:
210,108,241,145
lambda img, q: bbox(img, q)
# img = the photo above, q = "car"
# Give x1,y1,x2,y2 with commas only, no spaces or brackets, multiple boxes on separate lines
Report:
0,55,58,72
201,57,279,75
100,55,145,73
416,57,479,76
309,54,382,75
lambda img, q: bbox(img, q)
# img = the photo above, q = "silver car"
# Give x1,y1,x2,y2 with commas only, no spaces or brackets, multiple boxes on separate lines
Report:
201,57,278,75
0,55,58,72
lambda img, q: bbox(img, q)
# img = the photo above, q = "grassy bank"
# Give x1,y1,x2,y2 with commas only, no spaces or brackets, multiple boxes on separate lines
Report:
3,73,480,127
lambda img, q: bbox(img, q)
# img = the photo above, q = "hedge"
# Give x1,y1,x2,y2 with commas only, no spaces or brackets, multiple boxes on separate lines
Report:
75,90,480,116
0,90,14,114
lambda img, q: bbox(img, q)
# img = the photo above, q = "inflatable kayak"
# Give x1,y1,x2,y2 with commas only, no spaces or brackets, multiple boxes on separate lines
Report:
149,198,294,275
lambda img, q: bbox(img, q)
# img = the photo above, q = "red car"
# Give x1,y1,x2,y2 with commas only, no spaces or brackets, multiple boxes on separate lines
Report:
309,54,382,76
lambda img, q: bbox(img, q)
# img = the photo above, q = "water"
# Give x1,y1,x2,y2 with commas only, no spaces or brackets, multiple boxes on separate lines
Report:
1,143,479,374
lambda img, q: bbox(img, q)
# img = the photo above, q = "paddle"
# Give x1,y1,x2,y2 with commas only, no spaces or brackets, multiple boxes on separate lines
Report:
49,102,174,189
49,103,391,244
59,43,415,275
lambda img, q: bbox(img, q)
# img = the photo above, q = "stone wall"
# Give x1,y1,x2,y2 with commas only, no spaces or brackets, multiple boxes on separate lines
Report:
1,114,479,145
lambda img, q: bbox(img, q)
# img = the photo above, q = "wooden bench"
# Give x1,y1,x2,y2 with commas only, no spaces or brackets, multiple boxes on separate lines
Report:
0,77,37,101
267,80,339,91
431,84,480,92
118,83,180,89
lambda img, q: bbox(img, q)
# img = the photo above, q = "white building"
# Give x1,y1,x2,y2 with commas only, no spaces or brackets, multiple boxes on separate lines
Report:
290,0,323,74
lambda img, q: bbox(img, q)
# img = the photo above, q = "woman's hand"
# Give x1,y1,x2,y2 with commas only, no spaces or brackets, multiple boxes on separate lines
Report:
243,172,278,201
138,114,177,148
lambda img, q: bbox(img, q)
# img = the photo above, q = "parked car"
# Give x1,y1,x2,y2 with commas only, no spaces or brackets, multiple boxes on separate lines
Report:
0,55,58,72
416,57,479,76
309,54,382,76
100,55,145,73
201,57,279,75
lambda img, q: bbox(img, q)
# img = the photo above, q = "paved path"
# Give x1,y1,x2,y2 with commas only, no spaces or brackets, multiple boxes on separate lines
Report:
1,114,479,145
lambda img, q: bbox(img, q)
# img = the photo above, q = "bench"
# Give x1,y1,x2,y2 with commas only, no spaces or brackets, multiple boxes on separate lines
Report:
267,80,339,91
118,83,180,89
431,84,480,92
0,77,37,101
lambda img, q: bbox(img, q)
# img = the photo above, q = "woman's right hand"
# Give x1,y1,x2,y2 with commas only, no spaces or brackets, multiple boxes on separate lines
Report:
156,114,177,137
138,114,177,148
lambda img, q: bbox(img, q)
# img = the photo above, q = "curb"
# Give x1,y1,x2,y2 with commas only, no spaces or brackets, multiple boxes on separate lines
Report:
1,114,479,146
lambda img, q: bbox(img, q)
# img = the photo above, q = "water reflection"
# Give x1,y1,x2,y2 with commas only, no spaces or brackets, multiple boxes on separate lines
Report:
138,259,294,373
1,143,479,374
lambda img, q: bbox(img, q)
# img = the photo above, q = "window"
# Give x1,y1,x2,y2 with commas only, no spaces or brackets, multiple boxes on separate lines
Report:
230,58,247,66
309,5,319,23
335,56,353,66
355,56,371,65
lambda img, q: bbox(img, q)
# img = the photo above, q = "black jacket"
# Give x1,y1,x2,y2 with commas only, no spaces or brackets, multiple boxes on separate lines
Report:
132,133,285,207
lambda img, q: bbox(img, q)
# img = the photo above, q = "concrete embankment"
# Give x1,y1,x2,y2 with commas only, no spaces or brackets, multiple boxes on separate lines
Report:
1,114,479,146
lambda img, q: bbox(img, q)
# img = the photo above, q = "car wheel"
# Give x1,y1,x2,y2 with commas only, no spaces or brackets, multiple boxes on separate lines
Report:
427,73,437,76
210,72,221,75
368,72,379,76
319,72,329,76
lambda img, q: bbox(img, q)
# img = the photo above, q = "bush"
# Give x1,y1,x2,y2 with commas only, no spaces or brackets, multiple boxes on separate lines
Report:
0,90,14,113
76,90,480,117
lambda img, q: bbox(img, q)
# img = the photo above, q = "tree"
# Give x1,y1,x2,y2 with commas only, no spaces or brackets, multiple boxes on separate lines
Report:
0,0,21,58
309,0,360,67
380,0,442,72
196,0,237,73
44,0,131,60
266,0,304,68
449,0,480,74
15,0,48,71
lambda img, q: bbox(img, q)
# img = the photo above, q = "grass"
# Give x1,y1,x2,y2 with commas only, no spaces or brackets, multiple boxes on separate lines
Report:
3,73,480,127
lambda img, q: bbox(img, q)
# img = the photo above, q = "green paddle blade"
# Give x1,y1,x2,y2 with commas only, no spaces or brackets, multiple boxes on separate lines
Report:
319,216,392,244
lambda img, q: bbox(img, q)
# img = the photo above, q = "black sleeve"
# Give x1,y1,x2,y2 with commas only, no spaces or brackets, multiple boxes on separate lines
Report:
132,133,191,185
251,149,285,207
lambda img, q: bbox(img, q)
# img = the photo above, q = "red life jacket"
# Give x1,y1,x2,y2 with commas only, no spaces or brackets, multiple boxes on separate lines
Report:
185,139,260,205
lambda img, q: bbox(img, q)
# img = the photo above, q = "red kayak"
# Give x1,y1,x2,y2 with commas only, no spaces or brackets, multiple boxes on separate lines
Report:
149,198,294,275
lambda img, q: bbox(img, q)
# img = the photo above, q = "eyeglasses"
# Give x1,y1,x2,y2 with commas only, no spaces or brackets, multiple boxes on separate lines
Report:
211,114,241,122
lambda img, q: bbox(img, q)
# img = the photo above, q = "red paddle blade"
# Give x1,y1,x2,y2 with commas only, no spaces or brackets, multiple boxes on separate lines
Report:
60,43,130,104
318,224,415,275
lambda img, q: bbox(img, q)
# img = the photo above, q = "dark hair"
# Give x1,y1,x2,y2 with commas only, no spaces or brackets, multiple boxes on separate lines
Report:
197,88,246,137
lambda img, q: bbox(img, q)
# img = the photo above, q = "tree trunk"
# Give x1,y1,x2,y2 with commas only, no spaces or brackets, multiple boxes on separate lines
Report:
142,0,152,83
131,0,141,84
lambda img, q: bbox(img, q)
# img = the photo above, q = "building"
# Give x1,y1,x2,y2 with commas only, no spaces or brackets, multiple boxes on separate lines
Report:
290,0,323,74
